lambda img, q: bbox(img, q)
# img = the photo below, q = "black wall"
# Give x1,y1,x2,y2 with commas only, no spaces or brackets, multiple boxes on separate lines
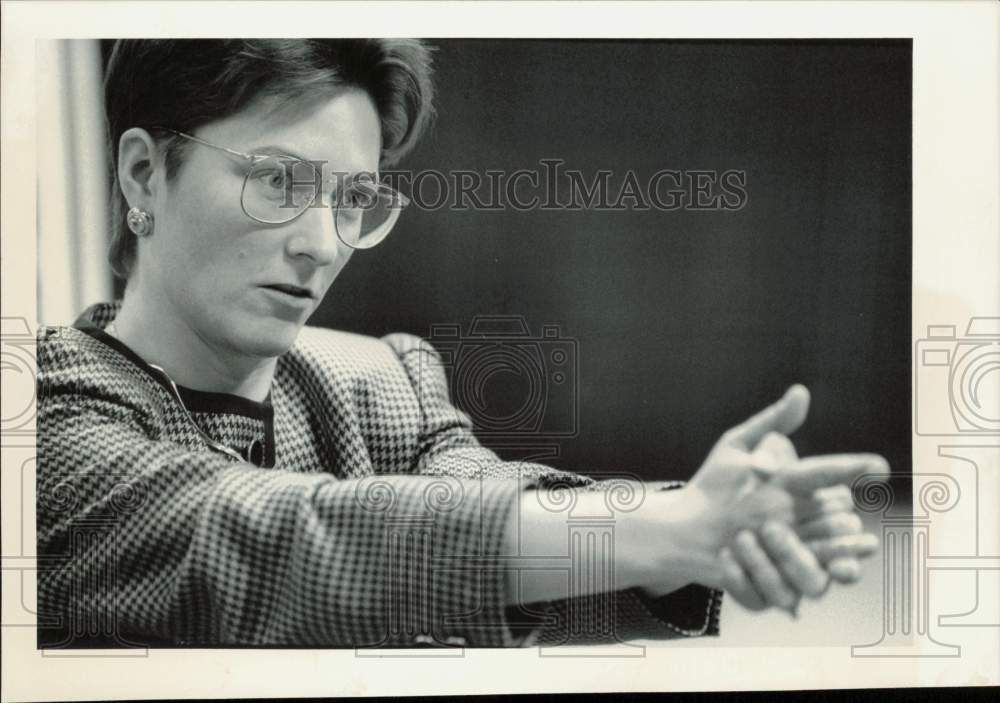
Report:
315,39,912,483
102,39,911,483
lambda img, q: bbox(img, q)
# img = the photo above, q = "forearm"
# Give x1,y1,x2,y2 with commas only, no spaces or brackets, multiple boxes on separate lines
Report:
504,484,720,606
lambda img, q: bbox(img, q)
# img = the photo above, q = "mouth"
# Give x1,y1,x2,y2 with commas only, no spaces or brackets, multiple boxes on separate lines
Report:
261,284,315,300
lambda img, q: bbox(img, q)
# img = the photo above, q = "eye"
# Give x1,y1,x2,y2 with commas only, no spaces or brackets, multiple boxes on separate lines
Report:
256,167,289,192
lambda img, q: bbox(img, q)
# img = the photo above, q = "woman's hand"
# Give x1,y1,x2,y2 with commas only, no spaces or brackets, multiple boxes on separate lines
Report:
639,385,886,612
714,480,879,613
509,385,884,615
717,430,880,610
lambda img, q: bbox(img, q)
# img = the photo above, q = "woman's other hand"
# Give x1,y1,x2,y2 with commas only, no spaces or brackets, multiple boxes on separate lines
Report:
645,385,886,611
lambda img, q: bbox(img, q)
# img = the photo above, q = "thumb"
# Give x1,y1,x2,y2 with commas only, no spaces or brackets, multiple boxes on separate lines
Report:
723,384,811,450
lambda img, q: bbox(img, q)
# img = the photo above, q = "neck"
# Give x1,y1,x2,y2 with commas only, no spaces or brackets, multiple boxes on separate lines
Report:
112,289,277,403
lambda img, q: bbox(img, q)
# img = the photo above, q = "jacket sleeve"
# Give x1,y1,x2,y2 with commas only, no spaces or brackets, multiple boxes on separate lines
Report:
36,329,529,648
383,332,722,645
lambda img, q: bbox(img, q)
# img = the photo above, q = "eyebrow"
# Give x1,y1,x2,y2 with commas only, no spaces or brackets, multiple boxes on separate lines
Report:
248,144,310,162
243,144,380,192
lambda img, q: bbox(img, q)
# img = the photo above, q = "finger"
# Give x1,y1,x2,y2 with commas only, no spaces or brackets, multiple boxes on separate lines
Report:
759,520,829,598
718,545,767,611
732,529,799,611
815,484,853,503
797,512,864,541
795,495,855,522
828,557,862,583
811,484,855,512
780,454,889,495
756,432,798,462
749,432,798,479
723,385,811,451
807,533,879,564
794,486,856,521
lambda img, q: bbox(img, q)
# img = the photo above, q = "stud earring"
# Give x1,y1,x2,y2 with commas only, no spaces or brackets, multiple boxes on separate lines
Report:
126,207,154,237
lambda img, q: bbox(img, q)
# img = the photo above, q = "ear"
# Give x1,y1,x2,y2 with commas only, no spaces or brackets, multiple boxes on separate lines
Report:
117,127,161,209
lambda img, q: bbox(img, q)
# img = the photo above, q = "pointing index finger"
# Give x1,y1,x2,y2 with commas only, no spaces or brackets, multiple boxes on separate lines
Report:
779,454,890,495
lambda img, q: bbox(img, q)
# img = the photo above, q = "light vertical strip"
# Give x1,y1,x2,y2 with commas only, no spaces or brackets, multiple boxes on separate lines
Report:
36,40,110,326
66,40,112,313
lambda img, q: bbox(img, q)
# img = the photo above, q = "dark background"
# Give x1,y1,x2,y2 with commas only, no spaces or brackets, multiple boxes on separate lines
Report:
106,39,913,485
322,39,912,484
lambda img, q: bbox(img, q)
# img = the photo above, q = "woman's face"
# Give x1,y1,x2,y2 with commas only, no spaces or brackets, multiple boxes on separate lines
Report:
139,88,381,359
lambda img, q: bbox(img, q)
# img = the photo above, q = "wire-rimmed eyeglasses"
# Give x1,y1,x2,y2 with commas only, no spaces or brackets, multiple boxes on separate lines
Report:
154,128,409,250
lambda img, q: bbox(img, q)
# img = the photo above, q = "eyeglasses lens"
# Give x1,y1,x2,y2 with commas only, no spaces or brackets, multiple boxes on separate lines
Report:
335,182,408,249
242,158,408,247
242,157,318,223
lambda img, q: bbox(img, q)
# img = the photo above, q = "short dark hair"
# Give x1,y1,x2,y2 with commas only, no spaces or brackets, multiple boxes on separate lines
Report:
104,39,435,280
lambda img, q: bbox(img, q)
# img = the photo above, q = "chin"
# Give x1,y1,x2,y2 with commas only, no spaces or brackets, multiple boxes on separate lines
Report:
229,318,303,358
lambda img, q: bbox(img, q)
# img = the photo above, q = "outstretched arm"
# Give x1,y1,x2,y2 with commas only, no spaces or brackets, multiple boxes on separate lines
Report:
385,334,883,641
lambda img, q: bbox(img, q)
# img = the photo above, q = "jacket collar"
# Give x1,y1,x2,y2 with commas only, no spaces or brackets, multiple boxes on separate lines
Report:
73,301,274,421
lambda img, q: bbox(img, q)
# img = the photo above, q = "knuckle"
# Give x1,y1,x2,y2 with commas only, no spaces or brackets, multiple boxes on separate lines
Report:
761,431,795,455
756,566,786,593
820,484,851,499
735,529,759,553
720,428,739,445
816,499,843,516
829,557,862,582
759,521,787,547
806,538,828,560
836,496,856,512
722,562,743,587
740,594,768,611
720,549,744,583
769,586,796,609
825,513,850,533
803,569,829,597
842,513,864,532
865,454,890,473
860,533,880,551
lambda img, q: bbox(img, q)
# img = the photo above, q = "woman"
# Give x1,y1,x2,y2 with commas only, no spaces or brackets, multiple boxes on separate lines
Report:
37,39,884,648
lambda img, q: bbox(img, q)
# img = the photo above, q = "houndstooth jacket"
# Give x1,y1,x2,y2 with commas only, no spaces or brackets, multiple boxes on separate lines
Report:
36,302,721,648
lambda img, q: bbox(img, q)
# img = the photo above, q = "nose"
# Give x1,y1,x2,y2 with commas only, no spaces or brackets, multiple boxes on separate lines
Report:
283,203,341,267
